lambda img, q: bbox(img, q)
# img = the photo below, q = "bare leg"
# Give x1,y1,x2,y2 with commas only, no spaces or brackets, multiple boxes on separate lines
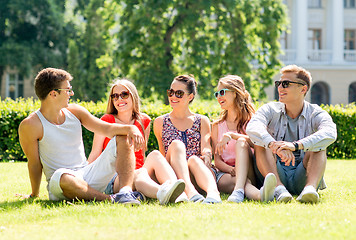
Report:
134,168,160,199
303,150,327,189
255,145,284,186
134,150,180,199
166,140,199,198
234,138,252,190
244,179,261,201
143,150,178,184
60,136,136,201
60,174,110,201
115,136,136,190
188,156,220,197
217,174,235,194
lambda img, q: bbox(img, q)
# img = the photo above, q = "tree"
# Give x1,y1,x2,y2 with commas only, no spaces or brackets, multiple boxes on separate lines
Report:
67,0,113,101
104,0,288,100
0,0,68,78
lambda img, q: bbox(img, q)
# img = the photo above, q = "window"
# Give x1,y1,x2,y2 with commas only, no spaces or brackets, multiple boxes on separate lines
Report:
6,73,24,99
344,0,356,8
308,29,322,49
344,30,356,50
308,0,322,8
311,82,330,105
349,82,356,103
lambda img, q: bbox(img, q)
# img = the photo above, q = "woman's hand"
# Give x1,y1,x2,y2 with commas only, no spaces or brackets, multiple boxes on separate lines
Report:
200,152,212,168
215,134,231,155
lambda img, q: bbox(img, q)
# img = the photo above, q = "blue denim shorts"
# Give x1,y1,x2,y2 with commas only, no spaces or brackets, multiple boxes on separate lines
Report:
211,167,226,184
104,173,118,195
276,158,307,195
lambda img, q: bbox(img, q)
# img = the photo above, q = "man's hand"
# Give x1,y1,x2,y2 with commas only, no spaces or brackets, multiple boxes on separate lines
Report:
276,149,295,166
270,141,296,153
127,126,145,151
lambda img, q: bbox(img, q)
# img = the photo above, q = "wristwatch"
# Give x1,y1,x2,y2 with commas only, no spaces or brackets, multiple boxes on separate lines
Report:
292,141,299,152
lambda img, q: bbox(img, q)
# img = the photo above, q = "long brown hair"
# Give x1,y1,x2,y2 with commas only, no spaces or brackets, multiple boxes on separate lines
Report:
216,75,255,134
106,78,141,121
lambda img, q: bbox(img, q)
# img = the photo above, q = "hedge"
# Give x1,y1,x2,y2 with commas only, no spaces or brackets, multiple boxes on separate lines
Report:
0,98,355,161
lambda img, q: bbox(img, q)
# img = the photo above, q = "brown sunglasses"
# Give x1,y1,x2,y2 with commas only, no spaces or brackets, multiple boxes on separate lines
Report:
167,89,186,98
111,91,130,100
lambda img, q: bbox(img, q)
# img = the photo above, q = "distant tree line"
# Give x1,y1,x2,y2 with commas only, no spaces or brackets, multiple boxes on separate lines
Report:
0,0,288,102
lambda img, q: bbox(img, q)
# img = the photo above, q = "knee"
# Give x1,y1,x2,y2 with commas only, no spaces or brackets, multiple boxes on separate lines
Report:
134,168,148,181
146,150,166,165
59,173,78,190
147,150,163,159
235,137,249,149
170,140,186,151
187,156,201,168
308,150,327,161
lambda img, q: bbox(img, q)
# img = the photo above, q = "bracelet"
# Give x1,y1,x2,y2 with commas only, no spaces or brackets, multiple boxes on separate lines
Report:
204,152,212,160
224,134,232,141
292,141,299,152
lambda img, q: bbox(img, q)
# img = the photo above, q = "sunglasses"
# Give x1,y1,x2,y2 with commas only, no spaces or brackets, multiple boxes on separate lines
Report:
111,91,130,101
54,87,74,94
275,80,305,88
167,89,185,98
214,88,232,98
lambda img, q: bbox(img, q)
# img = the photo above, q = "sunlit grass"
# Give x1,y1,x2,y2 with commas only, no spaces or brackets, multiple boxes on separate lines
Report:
0,160,355,239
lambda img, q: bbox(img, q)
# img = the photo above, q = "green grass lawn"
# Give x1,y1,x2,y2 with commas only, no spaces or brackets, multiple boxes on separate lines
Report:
0,160,355,240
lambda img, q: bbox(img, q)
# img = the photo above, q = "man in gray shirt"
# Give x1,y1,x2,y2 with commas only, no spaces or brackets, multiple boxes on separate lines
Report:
246,65,337,203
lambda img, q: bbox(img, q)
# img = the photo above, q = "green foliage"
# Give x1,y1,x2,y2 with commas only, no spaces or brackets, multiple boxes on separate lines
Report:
102,0,288,100
1,98,354,161
66,0,113,101
322,104,356,159
0,0,68,75
0,98,40,160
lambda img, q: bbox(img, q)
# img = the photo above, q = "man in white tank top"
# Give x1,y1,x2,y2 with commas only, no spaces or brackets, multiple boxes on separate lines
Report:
19,68,145,204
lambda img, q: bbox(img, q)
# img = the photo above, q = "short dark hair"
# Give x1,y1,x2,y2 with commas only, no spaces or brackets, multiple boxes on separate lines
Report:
34,68,73,100
173,74,197,103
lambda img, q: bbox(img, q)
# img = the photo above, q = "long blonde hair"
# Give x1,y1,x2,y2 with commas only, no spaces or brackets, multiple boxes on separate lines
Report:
106,78,141,121
216,75,255,134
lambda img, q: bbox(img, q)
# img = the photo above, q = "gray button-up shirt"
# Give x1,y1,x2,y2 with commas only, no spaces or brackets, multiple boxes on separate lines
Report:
246,101,337,157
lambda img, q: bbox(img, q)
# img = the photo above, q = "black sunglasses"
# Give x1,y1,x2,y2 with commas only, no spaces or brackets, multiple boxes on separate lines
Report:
167,89,185,98
214,88,232,98
111,91,130,100
275,80,305,88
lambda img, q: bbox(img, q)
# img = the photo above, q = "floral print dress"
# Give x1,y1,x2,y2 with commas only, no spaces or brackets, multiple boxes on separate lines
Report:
162,113,202,160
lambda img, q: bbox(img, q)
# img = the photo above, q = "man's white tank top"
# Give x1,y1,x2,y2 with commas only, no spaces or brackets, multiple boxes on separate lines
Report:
36,108,88,182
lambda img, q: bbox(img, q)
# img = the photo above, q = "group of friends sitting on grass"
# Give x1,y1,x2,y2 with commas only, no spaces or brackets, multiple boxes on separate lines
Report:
18,64,337,205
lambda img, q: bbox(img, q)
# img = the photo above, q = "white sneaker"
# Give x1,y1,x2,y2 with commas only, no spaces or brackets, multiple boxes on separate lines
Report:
175,192,189,203
274,185,293,203
227,189,244,203
296,185,319,204
260,173,277,202
157,179,185,205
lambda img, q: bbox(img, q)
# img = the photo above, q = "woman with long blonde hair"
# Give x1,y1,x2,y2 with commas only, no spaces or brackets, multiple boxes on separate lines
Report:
88,78,185,205
212,75,276,203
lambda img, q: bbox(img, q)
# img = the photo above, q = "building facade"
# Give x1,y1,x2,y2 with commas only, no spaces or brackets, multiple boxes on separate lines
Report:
265,0,356,105
0,67,34,100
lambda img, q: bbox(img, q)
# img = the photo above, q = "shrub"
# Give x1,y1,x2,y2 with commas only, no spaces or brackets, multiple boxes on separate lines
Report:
0,98,354,161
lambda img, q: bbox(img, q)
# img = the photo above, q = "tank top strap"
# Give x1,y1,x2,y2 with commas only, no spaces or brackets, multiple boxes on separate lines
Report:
191,114,202,131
